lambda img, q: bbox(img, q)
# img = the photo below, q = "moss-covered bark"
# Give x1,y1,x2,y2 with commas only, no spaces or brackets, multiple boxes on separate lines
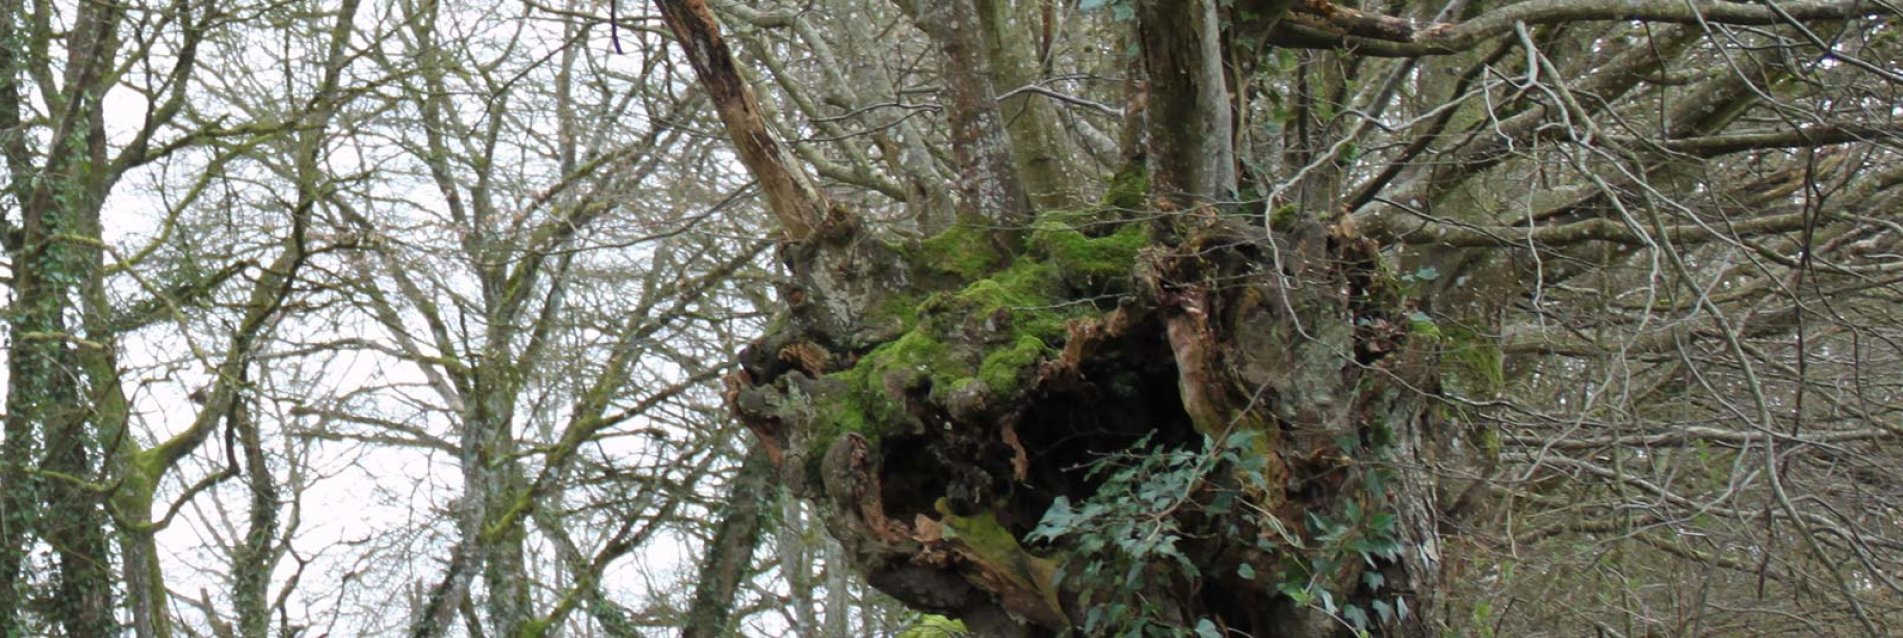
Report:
657,2,1458,634
728,183,1454,635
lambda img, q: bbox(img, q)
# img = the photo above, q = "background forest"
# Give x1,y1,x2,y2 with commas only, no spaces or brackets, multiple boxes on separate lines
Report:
0,0,1899,636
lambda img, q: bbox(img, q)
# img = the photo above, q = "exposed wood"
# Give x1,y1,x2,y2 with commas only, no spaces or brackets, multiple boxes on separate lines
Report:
654,0,832,240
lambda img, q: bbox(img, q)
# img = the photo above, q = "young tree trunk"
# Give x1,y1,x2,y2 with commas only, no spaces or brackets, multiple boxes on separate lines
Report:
890,0,1034,229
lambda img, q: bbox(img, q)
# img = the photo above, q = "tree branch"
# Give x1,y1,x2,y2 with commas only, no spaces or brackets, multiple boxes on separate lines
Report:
1271,0,1894,56
652,0,831,239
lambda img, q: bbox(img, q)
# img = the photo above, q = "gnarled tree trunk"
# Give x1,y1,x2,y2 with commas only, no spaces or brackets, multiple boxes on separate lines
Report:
655,1,1460,635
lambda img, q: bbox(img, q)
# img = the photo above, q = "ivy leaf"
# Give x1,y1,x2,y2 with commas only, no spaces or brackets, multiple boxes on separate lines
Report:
1362,570,1385,591
1208,491,1235,515
1373,599,1395,624
1343,604,1370,630
1278,582,1312,604
1030,496,1075,541
1195,619,1223,638
1237,563,1256,580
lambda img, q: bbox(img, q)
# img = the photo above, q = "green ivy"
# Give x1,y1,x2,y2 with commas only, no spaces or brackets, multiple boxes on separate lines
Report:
1028,431,1411,635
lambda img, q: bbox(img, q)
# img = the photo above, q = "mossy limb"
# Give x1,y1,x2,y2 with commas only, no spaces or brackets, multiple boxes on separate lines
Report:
806,206,1147,469
937,500,1069,628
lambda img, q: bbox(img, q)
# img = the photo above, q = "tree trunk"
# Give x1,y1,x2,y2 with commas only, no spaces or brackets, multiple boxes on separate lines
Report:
891,0,1034,229
682,447,774,638
1136,0,1235,205
4,2,124,635
232,378,277,638
660,1,1458,635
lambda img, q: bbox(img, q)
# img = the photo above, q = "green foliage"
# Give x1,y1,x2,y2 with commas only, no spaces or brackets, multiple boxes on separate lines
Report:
1029,432,1411,636
1026,433,1258,636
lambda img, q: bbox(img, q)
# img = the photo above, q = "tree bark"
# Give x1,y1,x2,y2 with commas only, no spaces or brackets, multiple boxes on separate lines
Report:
1136,0,1235,205
891,0,1035,228
665,1,1458,636
682,447,775,638
975,0,1084,211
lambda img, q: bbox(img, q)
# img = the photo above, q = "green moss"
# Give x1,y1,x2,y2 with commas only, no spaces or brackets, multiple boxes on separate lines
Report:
1103,163,1149,212
1476,424,1502,458
899,615,969,637
979,336,1049,396
807,205,1147,459
515,619,552,638
949,260,1070,341
1442,325,1504,397
874,292,925,328
1269,203,1301,231
1407,311,1442,340
940,502,1026,557
914,215,1004,280
938,500,1067,625
1032,219,1144,293
841,329,959,424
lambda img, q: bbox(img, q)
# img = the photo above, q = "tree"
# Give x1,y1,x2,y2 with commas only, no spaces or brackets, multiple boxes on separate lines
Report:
656,0,1903,635
1,0,809,634
0,0,360,634
278,1,784,634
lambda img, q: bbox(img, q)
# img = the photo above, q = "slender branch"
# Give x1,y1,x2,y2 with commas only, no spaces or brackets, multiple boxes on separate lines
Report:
1271,0,1894,56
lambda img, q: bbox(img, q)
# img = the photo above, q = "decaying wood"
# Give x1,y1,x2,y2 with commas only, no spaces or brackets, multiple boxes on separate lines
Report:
652,0,832,240
660,1,1454,635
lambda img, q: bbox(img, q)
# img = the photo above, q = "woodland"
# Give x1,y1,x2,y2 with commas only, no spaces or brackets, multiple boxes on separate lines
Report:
0,0,1900,636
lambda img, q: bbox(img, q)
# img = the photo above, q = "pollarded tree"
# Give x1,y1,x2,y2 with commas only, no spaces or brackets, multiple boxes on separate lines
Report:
650,0,1903,635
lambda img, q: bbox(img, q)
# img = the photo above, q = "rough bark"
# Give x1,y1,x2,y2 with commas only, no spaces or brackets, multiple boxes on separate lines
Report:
1136,0,1236,205
891,0,1035,229
661,2,1455,636
682,447,775,638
